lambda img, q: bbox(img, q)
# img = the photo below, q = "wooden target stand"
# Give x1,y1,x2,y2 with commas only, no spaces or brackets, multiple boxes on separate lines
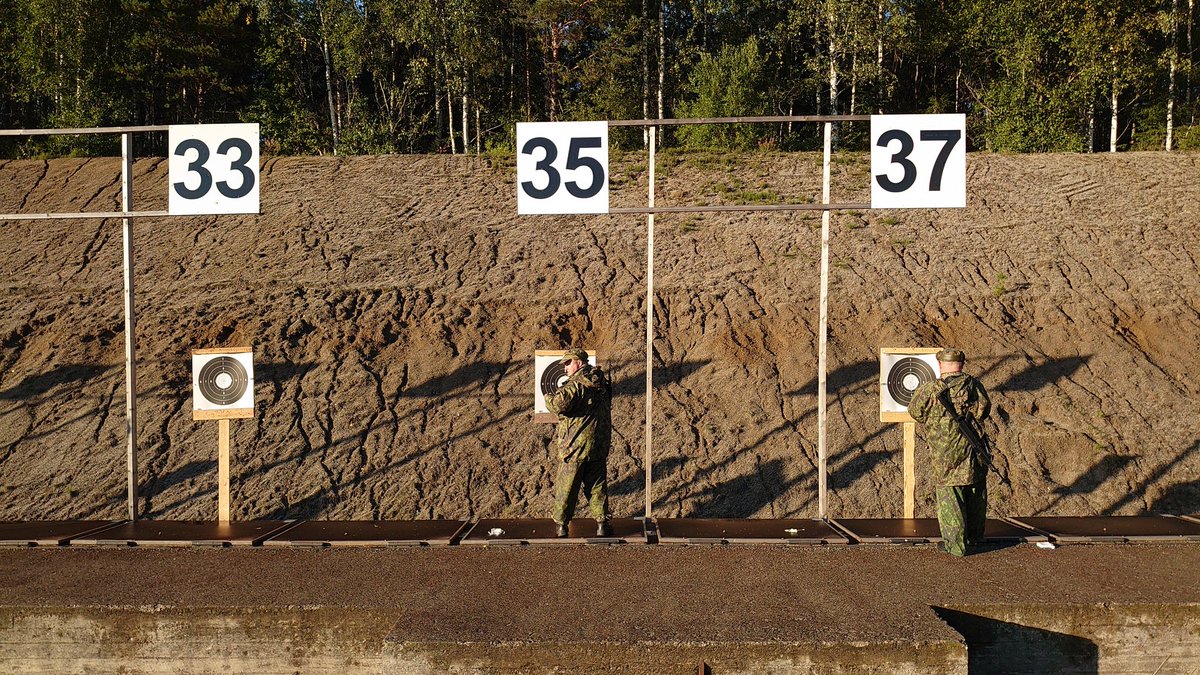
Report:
880,347,941,519
192,347,255,523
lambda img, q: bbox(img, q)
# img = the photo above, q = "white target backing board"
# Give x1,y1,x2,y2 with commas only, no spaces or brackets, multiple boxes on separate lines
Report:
193,347,254,420
880,348,941,423
533,349,597,423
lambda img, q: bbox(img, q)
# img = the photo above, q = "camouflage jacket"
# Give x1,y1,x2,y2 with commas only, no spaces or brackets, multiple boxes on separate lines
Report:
908,373,991,486
545,365,612,463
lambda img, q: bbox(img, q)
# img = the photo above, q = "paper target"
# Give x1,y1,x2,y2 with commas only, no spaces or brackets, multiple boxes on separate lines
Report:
198,357,249,405
879,348,941,422
533,349,597,419
539,360,570,398
193,348,254,418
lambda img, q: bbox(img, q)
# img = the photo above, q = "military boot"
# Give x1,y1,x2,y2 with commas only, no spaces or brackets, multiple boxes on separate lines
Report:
555,522,568,538
596,520,612,537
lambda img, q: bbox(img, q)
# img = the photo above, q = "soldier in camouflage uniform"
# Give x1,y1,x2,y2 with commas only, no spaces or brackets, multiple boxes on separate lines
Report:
907,348,992,556
545,348,613,537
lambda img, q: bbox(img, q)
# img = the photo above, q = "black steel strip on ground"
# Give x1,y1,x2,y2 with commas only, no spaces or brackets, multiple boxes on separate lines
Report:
69,521,298,547
260,520,468,547
1008,516,1200,543
654,518,848,545
0,521,125,547
1,517,1196,548
832,518,942,544
459,519,648,546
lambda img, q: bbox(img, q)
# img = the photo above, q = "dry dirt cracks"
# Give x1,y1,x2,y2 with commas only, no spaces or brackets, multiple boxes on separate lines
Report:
0,151,1198,522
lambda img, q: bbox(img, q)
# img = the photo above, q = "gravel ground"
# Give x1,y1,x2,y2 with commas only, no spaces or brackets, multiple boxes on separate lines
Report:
1,543,1196,644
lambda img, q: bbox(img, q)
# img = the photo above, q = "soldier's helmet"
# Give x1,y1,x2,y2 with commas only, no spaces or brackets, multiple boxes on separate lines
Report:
936,348,965,363
560,347,590,364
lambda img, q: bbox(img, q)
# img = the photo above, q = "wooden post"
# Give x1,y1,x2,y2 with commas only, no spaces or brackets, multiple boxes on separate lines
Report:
817,121,832,519
903,421,916,518
644,125,656,520
121,132,139,521
218,419,231,522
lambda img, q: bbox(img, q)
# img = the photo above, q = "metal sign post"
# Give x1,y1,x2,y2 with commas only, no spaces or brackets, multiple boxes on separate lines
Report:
817,121,832,519
1,123,260,521
121,132,139,521
644,126,656,519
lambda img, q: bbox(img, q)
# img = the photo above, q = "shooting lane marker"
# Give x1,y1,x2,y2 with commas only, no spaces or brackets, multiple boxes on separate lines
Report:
880,348,942,518
192,347,255,523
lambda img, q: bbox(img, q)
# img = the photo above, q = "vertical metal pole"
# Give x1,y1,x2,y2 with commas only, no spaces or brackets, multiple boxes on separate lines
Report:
817,122,832,519
121,133,139,521
644,125,656,520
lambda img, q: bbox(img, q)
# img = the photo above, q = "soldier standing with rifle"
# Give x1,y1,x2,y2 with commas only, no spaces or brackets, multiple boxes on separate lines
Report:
545,348,613,538
908,348,992,556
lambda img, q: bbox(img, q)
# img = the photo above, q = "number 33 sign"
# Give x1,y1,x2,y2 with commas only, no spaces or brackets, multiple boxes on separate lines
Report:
871,114,965,209
169,123,260,215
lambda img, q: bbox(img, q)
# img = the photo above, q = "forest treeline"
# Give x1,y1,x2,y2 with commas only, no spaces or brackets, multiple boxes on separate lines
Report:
2,0,1198,157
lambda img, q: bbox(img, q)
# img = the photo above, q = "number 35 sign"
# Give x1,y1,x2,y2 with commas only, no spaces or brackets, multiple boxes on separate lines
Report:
169,123,260,215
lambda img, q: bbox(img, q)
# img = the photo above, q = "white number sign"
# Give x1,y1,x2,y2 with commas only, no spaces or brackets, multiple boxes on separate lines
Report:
169,123,260,215
516,121,608,214
871,114,966,209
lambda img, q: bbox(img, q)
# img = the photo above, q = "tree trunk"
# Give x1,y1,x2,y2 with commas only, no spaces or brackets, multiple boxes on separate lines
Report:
643,0,651,147
876,0,884,113
1110,72,1119,153
657,0,665,146
322,38,338,154
447,87,456,154
1168,1,1177,151
550,23,561,121
849,52,857,115
462,70,469,157
1088,101,1095,153
827,4,839,147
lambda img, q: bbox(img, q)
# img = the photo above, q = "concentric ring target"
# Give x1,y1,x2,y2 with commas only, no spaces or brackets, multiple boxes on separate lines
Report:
197,356,249,406
539,361,570,397
886,357,937,407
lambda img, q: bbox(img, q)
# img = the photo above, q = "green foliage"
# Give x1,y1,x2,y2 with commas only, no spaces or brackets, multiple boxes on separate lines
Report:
0,0,1194,157
676,38,768,150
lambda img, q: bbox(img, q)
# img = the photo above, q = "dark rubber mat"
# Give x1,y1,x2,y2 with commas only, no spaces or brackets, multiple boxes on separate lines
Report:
261,520,468,547
832,518,943,543
458,518,647,545
0,521,123,546
655,518,848,544
69,520,298,546
831,518,1045,544
1009,516,1200,542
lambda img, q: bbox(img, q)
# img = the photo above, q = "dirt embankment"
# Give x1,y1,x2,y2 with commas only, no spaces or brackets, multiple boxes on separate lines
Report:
0,151,1198,521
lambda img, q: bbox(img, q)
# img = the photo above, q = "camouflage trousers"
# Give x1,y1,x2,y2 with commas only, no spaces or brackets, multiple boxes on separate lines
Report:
935,481,987,556
552,459,609,525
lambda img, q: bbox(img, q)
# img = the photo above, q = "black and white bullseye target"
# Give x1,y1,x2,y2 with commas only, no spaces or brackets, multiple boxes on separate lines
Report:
533,349,597,421
879,348,941,423
192,347,254,418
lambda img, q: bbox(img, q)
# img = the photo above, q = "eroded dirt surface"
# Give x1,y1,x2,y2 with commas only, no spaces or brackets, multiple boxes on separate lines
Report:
1,152,1198,520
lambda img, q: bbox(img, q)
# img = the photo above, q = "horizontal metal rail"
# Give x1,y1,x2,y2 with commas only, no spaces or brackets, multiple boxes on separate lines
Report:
0,125,169,136
611,202,871,214
608,115,870,127
0,210,171,220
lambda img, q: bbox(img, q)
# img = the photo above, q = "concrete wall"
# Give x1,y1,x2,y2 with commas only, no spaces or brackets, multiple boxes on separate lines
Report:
0,606,966,674
935,603,1200,674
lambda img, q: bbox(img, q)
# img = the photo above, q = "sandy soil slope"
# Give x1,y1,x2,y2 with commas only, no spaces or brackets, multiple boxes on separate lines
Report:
0,150,1198,521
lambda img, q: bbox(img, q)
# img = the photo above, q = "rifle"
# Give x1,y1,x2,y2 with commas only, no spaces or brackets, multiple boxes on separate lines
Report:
935,384,994,467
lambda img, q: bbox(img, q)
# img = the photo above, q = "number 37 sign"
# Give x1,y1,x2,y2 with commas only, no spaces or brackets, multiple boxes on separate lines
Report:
517,114,965,213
